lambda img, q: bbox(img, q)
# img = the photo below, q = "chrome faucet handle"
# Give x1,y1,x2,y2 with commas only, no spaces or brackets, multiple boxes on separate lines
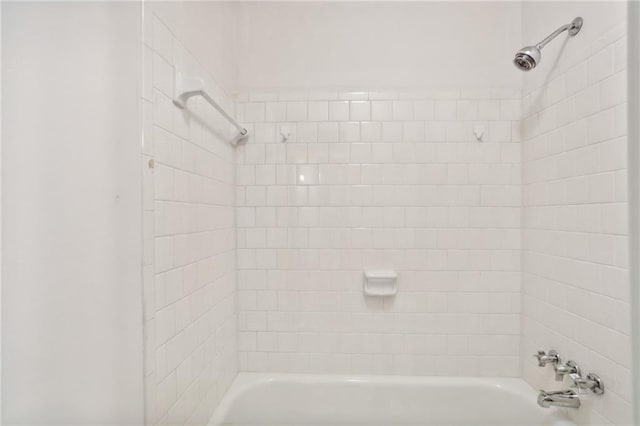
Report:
569,372,605,395
554,360,580,382
534,349,560,367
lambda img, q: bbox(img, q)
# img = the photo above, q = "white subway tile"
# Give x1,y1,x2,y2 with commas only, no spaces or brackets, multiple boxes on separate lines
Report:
152,16,173,63
478,100,500,120
265,102,286,122
286,101,307,121
414,100,435,120
435,100,457,120
339,122,361,142
318,122,339,142
392,100,414,120
308,101,329,121
153,53,173,96
600,71,626,109
457,100,478,120
350,101,371,121
588,45,614,85
371,101,393,121
329,101,349,121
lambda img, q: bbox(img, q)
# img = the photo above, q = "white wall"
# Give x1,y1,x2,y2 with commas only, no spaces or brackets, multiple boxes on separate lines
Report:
520,3,630,424
141,3,239,424
234,8,635,424
2,2,144,424
152,1,238,94
236,1,522,90
231,0,524,378
235,87,522,376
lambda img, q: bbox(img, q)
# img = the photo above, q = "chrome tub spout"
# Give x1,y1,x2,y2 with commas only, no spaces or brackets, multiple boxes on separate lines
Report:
537,389,581,409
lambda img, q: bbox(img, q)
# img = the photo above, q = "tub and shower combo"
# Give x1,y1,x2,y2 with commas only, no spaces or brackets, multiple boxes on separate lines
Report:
3,1,633,426
208,15,606,426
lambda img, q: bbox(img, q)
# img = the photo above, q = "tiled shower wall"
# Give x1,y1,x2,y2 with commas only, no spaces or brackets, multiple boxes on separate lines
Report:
235,89,523,376
141,10,238,426
520,22,630,425
138,4,632,426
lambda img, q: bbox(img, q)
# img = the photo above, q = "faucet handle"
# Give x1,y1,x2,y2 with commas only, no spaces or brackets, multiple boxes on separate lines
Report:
570,372,605,395
534,349,560,367
586,373,605,395
534,350,545,367
568,372,582,386
554,359,580,382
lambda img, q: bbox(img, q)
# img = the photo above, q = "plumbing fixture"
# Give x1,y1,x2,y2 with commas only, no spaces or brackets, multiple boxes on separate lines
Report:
569,372,605,395
554,359,580,382
534,349,560,367
537,389,581,409
535,353,604,409
514,17,583,71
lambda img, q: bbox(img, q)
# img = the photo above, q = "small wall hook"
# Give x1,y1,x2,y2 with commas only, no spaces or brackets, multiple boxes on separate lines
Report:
280,126,291,142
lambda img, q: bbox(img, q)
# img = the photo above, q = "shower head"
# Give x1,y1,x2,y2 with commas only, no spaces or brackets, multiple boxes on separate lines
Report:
514,46,541,71
514,17,583,72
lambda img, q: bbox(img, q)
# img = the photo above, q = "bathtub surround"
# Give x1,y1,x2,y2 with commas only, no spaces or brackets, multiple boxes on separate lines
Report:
139,2,631,425
235,88,523,376
520,16,630,426
228,3,630,425
140,4,238,425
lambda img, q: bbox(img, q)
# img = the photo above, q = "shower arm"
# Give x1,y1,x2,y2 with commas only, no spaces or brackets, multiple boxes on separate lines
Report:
535,17,583,50
535,24,573,49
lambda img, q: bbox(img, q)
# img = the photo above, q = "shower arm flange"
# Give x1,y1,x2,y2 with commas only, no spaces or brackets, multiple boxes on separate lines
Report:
535,17,583,50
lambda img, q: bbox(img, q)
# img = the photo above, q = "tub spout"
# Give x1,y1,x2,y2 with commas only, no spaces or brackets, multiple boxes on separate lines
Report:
537,389,581,408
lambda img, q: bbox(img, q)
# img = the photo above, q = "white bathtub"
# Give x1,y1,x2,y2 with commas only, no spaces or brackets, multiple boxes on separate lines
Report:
210,373,575,426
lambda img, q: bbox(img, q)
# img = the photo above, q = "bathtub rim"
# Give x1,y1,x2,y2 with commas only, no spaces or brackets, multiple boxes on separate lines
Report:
209,372,573,426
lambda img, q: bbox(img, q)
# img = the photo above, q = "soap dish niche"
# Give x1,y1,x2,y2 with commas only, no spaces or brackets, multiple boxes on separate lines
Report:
363,270,397,296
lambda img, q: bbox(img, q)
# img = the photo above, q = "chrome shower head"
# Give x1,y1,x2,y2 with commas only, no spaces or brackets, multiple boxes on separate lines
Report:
514,46,541,71
514,17,583,72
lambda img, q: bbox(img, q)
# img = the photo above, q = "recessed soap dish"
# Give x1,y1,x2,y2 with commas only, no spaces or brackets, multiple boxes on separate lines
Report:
363,270,397,296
